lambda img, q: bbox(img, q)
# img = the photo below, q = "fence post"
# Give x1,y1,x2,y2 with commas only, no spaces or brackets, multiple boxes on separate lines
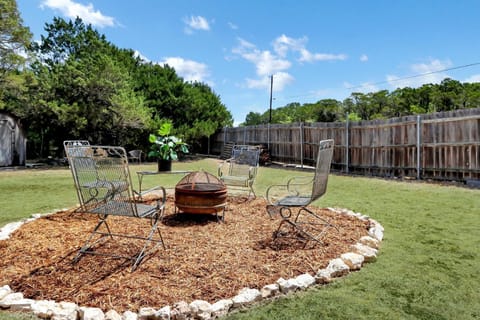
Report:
300,122,304,168
416,115,421,180
345,115,349,174
267,123,271,151
223,126,227,148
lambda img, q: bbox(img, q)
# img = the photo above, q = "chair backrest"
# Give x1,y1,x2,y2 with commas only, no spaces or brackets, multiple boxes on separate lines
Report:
229,145,260,177
64,141,93,207
128,149,142,159
311,139,334,202
65,144,140,216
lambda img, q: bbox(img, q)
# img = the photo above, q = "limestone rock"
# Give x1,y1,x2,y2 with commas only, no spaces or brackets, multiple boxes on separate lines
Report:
189,300,212,320
105,309,122,320
51,301,79,320
276,278,299,294
352,243,378,262
231,288,261,308
325,258,350,277
31,300,57,318
260,284,280,298
171,301,191,320
314,268,333,284
122,310,138,320
340,252,365,270
155,305,171,320
358,235,380,249
138,307,156,320
294,273,316,289
79,306,105,320
0,286,13,302
211,299,233,318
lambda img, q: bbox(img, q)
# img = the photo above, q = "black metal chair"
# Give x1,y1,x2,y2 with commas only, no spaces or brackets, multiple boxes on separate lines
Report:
64,143,166,271
265,139,338,247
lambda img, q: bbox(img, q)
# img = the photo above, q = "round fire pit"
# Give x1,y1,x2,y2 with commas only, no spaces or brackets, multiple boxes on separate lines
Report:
175,171,227,217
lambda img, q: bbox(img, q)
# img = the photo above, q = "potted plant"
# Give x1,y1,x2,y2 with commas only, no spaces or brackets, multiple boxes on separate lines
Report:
148,122,189,171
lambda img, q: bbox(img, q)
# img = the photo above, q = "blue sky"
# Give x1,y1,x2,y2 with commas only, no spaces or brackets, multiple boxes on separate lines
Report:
17,0,480,125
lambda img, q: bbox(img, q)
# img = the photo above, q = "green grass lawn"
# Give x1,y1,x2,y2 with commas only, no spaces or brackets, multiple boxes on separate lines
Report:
1,159,479,320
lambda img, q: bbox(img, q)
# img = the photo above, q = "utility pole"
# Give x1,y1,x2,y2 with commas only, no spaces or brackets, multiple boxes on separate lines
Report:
269,75,273,123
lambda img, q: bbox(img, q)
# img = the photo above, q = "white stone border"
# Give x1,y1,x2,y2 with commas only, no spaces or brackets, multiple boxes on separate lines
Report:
0,207,384,320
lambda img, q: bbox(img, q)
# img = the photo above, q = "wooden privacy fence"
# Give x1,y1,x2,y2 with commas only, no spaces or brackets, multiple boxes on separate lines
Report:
211,108,480,183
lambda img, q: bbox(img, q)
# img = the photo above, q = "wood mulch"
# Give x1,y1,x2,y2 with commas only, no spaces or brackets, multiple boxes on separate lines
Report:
0,196,371,313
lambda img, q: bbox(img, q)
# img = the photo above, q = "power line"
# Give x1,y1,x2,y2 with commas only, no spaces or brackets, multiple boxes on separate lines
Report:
282,61,480,101
346,62,480,90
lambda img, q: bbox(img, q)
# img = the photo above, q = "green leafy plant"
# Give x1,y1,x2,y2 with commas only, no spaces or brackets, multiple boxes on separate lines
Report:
148,122,189,161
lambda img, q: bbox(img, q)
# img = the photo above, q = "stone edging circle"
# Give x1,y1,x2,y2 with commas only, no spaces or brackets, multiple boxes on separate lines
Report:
0,207,384,320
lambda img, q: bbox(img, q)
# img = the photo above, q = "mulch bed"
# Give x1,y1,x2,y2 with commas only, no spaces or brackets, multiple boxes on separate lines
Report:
0,196,370,313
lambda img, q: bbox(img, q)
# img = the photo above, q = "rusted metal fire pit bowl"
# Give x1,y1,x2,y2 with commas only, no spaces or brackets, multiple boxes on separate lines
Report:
175,171,227,218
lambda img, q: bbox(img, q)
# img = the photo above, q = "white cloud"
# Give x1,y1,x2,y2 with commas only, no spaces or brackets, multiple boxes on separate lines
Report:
360,54,368,62
273,34,347,62
133,50,149,62
464,74,480,83
232,38,291,76
299,50,347,62
273,34,308,57
161,56,211,84
183,15,210,34
232,35,346,93
246,72,294,91
40,0,116,28
387,59,452,88
343,81,379,93
228,22,238,30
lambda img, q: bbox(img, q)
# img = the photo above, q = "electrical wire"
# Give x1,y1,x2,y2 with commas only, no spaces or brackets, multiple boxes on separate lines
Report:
281,61,480,100
346,62,480,90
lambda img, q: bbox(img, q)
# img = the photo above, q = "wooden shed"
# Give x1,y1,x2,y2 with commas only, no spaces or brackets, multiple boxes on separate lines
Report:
0,113,26,167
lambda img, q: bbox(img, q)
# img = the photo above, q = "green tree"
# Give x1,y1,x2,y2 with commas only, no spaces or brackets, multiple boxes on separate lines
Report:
311,99,342,122
0,0,32,111
243,111,267,126
0,0,31,76
25,17,152,156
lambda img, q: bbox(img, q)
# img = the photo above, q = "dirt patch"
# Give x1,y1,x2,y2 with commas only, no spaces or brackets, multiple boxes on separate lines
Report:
0,196,370,313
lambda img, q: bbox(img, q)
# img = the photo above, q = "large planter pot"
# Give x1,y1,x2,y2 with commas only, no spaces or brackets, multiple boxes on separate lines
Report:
158,159,172,172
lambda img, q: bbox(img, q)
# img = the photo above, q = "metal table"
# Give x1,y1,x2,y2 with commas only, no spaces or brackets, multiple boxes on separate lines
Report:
136,170,191,193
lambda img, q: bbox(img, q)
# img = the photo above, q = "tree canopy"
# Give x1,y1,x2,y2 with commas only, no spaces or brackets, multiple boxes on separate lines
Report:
242,79,480,126
1,14,232,158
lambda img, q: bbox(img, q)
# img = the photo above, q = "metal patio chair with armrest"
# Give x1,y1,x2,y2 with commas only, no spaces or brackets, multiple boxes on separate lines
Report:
218,145,260,198
64,143,167,271
265,139,338,247
128,149,142,164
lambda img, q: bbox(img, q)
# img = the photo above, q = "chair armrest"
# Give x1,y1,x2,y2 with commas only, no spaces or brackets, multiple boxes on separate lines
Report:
133,185,167,207
286,175,312,188
218,159,232,177
265,183,290,205
286,176,313,196
266,175,313,205
248,166,257,179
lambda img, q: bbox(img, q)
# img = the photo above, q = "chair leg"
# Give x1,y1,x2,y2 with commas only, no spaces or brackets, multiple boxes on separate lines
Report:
132,214,165,271
273,206,338,247
73,217,112,264
248,184,256,199
73,213,166,271
293,207,338,245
